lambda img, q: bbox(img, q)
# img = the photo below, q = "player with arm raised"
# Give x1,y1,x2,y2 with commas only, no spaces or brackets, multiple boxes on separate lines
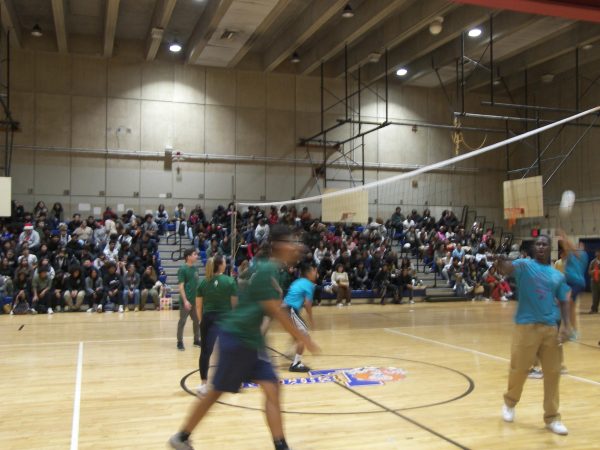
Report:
169,225,320,450
496,235,571,435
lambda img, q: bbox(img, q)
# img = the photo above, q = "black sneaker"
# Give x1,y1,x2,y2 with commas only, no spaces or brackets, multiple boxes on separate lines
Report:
177,341,185,351
193,340,201,348
289,362,310,372
168,432,194,450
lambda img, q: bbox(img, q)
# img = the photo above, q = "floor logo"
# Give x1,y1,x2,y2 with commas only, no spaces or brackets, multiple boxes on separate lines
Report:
243,367,407,388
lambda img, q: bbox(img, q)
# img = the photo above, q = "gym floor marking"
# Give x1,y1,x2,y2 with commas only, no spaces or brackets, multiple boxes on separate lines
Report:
70,342,84,450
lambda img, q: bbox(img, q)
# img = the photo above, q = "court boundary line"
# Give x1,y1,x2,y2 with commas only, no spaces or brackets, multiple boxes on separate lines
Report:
266,346,471,450
70,342,83,450
384,328,600,387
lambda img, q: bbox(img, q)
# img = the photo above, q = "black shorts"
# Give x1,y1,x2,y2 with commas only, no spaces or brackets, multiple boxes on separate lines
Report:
212,330,278,393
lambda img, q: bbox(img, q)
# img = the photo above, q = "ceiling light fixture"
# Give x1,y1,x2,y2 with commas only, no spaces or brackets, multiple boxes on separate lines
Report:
169,41,182,53
468,28,482,38
341,4,354,19
31,24,43,37
291,52,300,64
220,29,237,40
582,43,594,51
429,16,444,35
541,73,555,84
396,68,408,77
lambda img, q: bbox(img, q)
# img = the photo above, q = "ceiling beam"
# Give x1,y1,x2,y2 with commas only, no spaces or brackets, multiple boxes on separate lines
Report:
186,0,234,65
103,0,121,57
51,0,68,53
145,0,177,61
467,22,600,90
0,0,22,48
361,5,490,83
402,12,540,85
297,0,411,76
227,0,294,69
325,0,458,78
262,0,348,72
452,0,600,24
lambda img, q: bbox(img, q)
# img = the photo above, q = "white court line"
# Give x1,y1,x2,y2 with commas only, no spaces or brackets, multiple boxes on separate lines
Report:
71,342,83,450
384,327,600,387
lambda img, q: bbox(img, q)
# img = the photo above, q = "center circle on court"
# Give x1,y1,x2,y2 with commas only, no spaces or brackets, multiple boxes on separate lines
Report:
181,353,474,415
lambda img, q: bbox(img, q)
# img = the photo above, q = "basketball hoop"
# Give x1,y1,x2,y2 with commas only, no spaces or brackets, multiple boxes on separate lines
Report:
505,207,524,230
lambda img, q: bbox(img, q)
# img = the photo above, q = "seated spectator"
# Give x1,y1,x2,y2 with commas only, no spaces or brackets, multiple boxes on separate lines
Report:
484,266,513,301
142,214,159,240
156,204,169,235
64,265,85,312
72,220,93,244
140,266,160,311
373,264,399,305
254,218,270,245
33,201,48,219
18,223,41,252
31,265,55,314
121,263,141,311
331,263,351,307
102,262,121,312
49,202,64,228
85,267,105,313
452,243,466,264
389,207,405,238
17,245,38,270
173,203,187,236
10,270,34,315
395,266,414,304
53,247,70,272
352,261,370,290
68,214,83,234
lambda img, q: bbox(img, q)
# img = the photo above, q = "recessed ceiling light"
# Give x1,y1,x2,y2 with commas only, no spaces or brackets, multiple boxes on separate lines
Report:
31,24,43,37
341,4,354,19
541,73,554,83
396,68,408,77
468,28,482,38
169,41,182,52
582,44,594,51
291,52,300,64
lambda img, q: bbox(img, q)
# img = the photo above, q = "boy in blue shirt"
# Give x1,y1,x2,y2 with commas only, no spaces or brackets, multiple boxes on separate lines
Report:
496,235,571,435
283,263,316,372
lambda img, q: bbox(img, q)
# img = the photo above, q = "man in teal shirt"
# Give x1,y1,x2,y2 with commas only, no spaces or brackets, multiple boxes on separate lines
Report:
496,235,571,435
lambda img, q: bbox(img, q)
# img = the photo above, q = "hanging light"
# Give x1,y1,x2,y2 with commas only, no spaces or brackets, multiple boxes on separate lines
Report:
468,28,482,38
396,68,408,77
341,4,354,19
291,52,300,64
429,17,444,35
31,24,43,37
169,41,182,52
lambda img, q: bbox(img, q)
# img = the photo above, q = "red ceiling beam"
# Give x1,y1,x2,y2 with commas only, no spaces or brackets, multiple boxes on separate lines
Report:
452,0,600,23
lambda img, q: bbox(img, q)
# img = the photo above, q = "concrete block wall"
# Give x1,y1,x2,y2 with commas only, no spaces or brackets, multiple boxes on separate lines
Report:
9,48,505,225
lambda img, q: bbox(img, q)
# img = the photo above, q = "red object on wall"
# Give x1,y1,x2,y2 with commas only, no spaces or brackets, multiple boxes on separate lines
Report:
452,0,600,23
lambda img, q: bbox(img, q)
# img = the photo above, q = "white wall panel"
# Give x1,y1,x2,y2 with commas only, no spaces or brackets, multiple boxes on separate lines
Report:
141,100,173,152
34,152,70,195
107,98,141,151
35,94,71,147
174,65,205,104
172,103,204,153
206,68,236,106
71,156,106,196
106,158,140,197
72,96,107,149
72,56,107,97
108,58,142,99
205,105,235,155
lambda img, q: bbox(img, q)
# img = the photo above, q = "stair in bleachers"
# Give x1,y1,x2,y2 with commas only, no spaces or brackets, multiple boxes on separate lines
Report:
424,286,469,302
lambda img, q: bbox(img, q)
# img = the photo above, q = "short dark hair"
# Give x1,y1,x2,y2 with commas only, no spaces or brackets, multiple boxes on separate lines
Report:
299,262,316,277
183,248,197,260
269,224,293,243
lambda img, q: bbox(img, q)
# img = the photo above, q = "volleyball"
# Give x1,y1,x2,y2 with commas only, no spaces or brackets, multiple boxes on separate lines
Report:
559,190,576,217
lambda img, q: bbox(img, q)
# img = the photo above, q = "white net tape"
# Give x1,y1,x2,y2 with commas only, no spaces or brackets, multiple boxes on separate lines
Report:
237,106,600,208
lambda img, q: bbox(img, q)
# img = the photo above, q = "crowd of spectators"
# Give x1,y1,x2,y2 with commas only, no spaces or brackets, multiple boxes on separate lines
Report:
1,200,516,315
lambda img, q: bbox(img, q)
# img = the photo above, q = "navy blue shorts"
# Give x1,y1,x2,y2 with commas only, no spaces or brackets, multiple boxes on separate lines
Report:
212,330,278,393
568,283,584,302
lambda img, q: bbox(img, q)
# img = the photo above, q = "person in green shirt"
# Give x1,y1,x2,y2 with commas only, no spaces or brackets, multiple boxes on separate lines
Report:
169,225,320,450
195,254,238,396
176,248,200,351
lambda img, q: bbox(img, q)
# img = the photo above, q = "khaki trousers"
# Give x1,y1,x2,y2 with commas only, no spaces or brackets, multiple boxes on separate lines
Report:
504,323,562,424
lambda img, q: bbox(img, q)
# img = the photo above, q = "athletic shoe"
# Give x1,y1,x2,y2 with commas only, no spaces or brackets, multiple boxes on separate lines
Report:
9,310,13,315
500,296,508,302
569,330,580,341
337,303,343,308
560,366,568,375
56,305,62,312
546,421,568,435
196,384,209,396
64,306,70,312
193,340,201,348
177,341,185,351
118,305,124,313
346,302,351,306
30,308,37,315
528,368,543,379
86,307,94,313
289,362,311,372
409,299,415,304
47,307,54,315
502,404,515,422
134,306,139,312
168,432,194,450
96,304,103,313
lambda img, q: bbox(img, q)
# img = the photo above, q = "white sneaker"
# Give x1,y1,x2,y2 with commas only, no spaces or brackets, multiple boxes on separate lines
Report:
30,308,38,315
546,420,568,435
528,368,543,379
500,296,508,302
337,303,343,308
118,305,124,313
86,307,94,313
47,307,54,315
196,384,209,396
502,404,515,422
97,304,103,313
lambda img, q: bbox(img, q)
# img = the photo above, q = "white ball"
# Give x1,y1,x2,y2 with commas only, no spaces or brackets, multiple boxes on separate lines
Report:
559,190,575,217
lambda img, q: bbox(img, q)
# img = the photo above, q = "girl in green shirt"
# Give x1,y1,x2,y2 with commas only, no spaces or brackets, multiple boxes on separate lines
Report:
195,254,237,395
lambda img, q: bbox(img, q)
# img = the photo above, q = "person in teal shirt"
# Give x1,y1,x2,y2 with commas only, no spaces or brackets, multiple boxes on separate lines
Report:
496,235,571,436
169,225,320,450
558,229,588,339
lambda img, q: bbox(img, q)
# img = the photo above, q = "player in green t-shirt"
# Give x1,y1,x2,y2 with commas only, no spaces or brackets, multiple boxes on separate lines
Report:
176,248,200,351
169,225,320,450
195,254,238,396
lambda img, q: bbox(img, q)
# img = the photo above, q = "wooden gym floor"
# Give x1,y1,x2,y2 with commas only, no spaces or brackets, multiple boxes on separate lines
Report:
2,296,600,450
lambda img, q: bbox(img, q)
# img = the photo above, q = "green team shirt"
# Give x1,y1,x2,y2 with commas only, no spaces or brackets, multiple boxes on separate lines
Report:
220,260,281,349
178,264,199,305
196,274,237,315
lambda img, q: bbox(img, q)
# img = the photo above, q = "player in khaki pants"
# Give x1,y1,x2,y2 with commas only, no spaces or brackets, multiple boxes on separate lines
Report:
495,235,571,435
